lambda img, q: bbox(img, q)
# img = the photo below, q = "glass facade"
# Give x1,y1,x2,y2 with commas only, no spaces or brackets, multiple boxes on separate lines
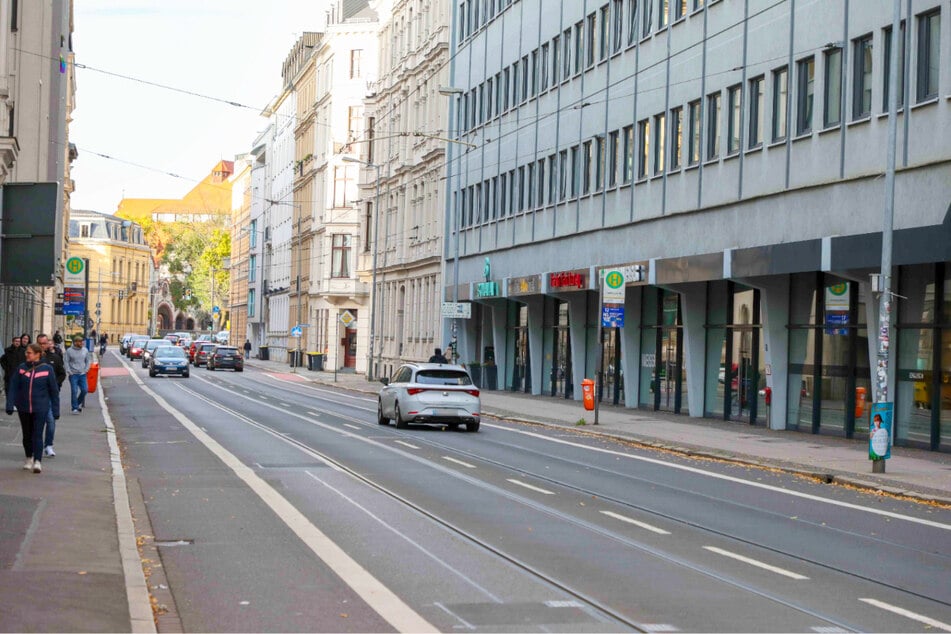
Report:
641,288,687,414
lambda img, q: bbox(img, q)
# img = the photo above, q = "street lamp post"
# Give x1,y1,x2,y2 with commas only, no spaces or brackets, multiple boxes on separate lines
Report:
343,156,382,381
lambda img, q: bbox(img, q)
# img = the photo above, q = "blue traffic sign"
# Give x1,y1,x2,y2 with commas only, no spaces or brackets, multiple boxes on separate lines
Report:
212,305,221,315
291,326,303,338
602,305,625,328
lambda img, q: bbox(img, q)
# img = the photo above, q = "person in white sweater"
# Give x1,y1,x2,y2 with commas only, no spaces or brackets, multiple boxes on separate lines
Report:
64,336,91,416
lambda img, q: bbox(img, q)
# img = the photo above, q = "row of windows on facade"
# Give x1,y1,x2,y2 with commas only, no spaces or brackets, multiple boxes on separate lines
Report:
457,0,713,44
454,11,943,228
385,2,447,65
457,1,940,137
457,0,720,133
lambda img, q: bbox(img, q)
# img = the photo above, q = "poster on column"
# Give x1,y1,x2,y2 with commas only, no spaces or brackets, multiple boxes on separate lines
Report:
868,401,893,460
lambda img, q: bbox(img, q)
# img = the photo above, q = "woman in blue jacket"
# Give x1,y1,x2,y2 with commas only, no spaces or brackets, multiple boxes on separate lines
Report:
6,343,60,473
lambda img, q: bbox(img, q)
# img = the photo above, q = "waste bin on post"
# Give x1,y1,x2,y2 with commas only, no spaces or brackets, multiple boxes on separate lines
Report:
87,362,99,393
581,378,595,411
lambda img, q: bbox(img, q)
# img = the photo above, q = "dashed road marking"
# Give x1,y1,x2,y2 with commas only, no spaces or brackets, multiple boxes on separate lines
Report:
600,510,671,535
442,456,476,469
343,423,360,430
308,410,321,417
394,440,419,450
279,402,290,407
703,546,808,580
506,479,555,495
858,598,951,632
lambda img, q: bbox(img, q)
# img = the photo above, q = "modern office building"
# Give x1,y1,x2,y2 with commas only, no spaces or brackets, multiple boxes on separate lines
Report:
447,0,950,450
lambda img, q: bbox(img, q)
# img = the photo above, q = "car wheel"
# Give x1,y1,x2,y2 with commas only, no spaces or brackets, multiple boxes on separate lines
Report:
235,367,243,372
148,368,156,377
183,371,190,378
394,403,408,429
377,400,389,425
466,422,480,433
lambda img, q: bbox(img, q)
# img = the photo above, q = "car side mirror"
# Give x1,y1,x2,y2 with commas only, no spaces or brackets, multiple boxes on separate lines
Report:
380,377,389,386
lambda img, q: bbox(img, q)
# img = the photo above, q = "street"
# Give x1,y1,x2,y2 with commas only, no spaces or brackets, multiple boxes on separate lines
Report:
101,351,951,633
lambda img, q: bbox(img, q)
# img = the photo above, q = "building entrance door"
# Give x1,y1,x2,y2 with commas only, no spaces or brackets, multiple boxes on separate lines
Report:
344,327,357,368
551,301,572,398
510,304,531,393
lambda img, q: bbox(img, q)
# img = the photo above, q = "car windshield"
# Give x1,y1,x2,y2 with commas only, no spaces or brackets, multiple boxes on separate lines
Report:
132,338,148,347
415,370,472,386
156,347,186,359
145,340,169,350
216,347,238,355
200,344,216,352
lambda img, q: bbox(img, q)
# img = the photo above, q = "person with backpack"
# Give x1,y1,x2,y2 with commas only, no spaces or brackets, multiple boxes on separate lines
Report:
6,343,60,473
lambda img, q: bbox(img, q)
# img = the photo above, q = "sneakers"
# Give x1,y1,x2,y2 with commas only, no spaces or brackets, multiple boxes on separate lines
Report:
32,461,41,474
22,457,33,470
71,409,80,414
45,446,55,457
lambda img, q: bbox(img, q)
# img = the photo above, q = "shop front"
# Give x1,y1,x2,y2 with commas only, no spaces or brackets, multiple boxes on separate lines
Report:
640,288,687,414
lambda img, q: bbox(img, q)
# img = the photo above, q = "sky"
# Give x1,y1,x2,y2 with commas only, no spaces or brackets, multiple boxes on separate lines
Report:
69,1,330,214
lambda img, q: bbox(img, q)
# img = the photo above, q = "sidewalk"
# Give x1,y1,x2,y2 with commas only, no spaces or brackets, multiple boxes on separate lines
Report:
0,359,150,632
248,357,951,506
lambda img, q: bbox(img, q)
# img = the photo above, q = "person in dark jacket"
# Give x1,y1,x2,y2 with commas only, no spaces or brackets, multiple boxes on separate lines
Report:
99,333,108,355
243,339,252,358
36,334,66,457
428,348,449,364
15,333,31,366
6,343,60,473
1,335,21,393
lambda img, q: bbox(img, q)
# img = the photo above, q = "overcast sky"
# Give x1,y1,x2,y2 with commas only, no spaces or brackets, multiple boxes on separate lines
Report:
70,1,329,214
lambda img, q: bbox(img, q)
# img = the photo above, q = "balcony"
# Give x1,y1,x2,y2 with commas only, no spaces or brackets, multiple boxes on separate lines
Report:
312,276,367,303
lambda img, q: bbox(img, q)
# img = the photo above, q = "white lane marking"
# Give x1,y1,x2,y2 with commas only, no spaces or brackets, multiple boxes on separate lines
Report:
600,510,671,535
305,471,503,603
642,626,680,633
259,395,268,400
544,600,583,608
858,598,951,632
279,402,290,407
507,479,555,495
263,373,376,408
394,440,419,450
97,385,156,633
703,546,808,580
483,423,951,531
115,355,436,632
308,410,321,417
442,456,476,469
434,602,476,631
343,423,361,430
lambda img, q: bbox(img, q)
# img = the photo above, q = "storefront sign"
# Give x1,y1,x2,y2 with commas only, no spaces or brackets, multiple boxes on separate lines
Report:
507,275,540,296
476,281,499,298
549,270,586,291
869,402,893,460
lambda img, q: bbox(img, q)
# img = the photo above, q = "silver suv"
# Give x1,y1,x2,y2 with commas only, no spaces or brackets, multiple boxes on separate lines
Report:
378,363,480,432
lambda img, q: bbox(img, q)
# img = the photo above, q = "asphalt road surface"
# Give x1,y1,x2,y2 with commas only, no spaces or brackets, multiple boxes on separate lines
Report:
104,352,951,633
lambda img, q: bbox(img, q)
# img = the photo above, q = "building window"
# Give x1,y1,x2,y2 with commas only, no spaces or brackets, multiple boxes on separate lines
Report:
658,0,669,29
333,165,357,207
582,140,593,194
669,107,683,169
673,0,686,20
622,124,634,183
570,146,580,197
628,0,638,45
586,12,597,67
80,223,90,237
772,66,788,141
748,76,764,147
551,36,560,84
595,136,605,190
526,164,535,208
331,234,352,278
608,130,620,186
559,149,569,199
537,159,547,205
540,43,549,91
563,28,572,78
687,99,701,165
612,0,624,52
852,35,873,119
248,289,255,318
517,167,526,210
350,50,363,78
503,67,511,110
823,49,842,127
916,10,940,102
574,20,584,74
249,255,257,282
499,173,508,214
653,112,665,174
883,23,906,110
642,0,653,37
548,154,558,202
637,118,650,179
727,84,742,153
796,56,814,135
249,219,257,249
706,91,720,160
521,54,530,101
531,50,539,97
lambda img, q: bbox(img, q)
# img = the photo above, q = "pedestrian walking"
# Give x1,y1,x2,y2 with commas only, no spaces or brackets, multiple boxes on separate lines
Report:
1,335,22,393
65,335,91,415
428,347,449,364
243,339,252,358
16,334,31,366
99,333,108,355
36,333,66,458
6,343,60,473
53,330,63,347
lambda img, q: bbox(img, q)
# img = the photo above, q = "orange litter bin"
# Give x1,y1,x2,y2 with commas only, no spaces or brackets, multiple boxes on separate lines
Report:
87,362,99,393
581,378,595,411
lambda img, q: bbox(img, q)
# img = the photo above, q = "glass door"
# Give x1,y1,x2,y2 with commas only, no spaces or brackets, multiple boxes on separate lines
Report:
551,301,572,398
510,304,530,393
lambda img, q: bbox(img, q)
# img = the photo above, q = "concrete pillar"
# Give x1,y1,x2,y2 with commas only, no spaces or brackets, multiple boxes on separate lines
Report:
759,276,791,430
866,269,897,406
566,292,592,401
525,296,545,395
680,282,708,418
489,301,508,390
621,285,642,408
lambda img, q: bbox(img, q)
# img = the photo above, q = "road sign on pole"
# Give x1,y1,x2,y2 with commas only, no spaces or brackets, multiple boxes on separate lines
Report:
441,302,472,319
